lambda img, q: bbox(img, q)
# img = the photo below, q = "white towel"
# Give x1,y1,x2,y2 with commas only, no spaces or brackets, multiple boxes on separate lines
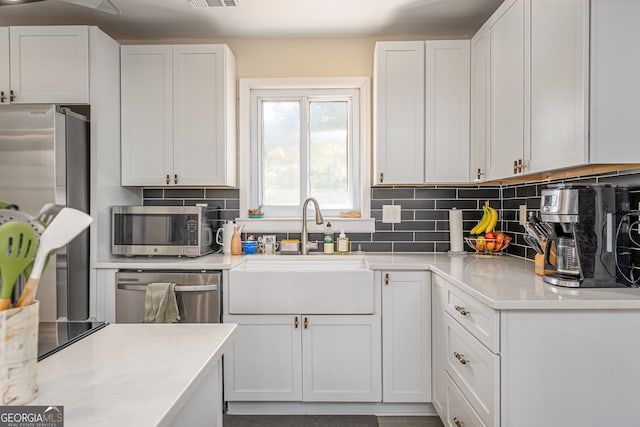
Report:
143,283,180,323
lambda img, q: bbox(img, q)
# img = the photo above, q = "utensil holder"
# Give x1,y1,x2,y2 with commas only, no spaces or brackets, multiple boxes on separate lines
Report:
0,300,39,405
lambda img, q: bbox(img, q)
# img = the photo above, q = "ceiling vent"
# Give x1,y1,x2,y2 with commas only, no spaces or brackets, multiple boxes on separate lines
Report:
187,0,238,7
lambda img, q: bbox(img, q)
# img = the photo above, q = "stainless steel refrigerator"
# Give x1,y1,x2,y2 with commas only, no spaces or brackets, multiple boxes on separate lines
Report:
0,105,90,321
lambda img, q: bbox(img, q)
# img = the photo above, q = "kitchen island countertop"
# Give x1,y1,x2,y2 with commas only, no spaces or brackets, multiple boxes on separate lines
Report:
34,323,237,427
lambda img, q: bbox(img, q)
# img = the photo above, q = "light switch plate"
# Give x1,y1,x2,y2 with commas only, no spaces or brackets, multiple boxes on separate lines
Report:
383,205,401,223
519,205,527,225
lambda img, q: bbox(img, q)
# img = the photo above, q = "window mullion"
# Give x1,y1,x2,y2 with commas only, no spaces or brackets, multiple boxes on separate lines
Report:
300,97,310,205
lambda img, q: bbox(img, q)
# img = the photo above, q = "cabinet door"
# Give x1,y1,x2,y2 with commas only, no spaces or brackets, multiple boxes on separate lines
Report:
0,28,9,106
431,274,447,416
470,26,490,182
382,271,431,403
9,26,89,104
302,315,381,402
173,45,228,186
121,45,173,186
424,40,470,183
529,0,588,173
223,314,302,401
487,0,526,180
374,41,425,184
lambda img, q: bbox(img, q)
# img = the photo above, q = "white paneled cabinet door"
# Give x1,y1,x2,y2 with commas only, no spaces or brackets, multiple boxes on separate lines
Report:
121,45,173,186
9,26,89,104
173,45,231,186
0,28,9,105
382,271,431,403
424,40,470,183
528,0,588,173
374,41,425,184
223,315,302,401
302,315,381,402
487,0,527,180
431,274,447,416
470,25,490,183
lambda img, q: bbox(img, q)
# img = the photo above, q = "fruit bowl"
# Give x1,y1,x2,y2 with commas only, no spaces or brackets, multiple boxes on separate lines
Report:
464,234,511,256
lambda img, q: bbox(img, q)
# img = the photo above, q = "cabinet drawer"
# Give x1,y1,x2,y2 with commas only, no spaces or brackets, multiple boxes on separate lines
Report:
445,313,499,427
446,372,487,427
445,282,499,352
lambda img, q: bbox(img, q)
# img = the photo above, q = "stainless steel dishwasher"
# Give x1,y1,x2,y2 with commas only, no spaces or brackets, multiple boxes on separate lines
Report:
115,270,221,323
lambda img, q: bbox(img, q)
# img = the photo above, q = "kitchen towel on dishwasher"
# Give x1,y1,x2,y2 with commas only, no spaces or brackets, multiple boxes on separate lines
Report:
143,283,181,323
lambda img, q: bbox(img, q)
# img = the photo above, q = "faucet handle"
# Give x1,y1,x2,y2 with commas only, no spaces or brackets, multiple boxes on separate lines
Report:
306,241,319,251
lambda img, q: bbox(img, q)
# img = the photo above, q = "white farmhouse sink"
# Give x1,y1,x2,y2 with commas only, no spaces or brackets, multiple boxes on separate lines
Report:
228,255,374,314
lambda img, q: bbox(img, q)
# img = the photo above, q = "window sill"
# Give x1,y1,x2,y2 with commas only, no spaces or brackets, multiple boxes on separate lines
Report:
234,217,375,234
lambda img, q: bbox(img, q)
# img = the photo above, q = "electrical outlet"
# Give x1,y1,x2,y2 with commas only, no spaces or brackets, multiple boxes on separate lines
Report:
382,205,401,223
519,205,527,225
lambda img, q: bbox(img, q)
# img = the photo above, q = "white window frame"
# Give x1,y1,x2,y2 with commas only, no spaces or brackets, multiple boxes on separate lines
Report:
237,77,373,233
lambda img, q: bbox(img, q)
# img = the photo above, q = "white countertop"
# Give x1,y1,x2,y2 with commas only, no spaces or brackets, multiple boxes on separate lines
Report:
34,323,237,427
97,252,640,310
366,253,640,310
94,253,243,270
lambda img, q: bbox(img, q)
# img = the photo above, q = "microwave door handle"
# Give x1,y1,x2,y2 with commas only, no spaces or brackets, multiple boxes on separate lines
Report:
205,228,213,246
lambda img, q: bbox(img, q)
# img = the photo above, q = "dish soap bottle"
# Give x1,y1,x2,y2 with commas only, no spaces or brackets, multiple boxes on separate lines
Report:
324,222,334,254
336,230,349,255
231,226,243,255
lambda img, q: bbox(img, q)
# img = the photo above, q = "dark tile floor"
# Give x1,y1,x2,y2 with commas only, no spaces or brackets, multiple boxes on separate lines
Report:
223,415,444,427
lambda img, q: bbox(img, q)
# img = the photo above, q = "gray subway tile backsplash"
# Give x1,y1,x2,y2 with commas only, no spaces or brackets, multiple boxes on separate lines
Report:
141,169,640,257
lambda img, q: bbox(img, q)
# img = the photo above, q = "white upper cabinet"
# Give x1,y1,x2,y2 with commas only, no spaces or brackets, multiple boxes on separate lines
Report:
469,25,490,183
0,28,8,104
486,0,527,181
374,41,425,185
374,40,471,184
472,0,640,181
121,44,236,187
0,26,89,105
589,0,640,163
424,40,470,183
121,46,173,186
528,0,588,173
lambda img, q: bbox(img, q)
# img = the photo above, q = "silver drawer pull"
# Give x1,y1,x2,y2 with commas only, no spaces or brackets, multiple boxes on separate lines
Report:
453,417,463,427
454,352,468,365
455,305,469,316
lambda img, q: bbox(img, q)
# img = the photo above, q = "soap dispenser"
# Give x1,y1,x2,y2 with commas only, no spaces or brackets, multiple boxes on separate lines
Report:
336,230,349,254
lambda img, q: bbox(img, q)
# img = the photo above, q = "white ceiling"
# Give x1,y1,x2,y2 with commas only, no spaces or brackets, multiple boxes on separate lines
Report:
0,0,502,41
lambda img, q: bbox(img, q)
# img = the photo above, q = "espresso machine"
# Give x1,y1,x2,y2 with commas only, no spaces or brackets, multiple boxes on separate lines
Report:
540,184,623,288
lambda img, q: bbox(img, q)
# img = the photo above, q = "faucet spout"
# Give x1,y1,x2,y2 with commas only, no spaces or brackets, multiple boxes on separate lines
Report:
301,197,323,255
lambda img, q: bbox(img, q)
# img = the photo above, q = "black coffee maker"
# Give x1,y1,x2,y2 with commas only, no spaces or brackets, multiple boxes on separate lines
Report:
540,184,626,288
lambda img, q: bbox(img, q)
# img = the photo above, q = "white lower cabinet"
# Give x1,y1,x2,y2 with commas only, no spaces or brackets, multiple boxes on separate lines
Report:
433,273,499,427
224,314,381,402
431,274,447,415
445,372,486,427
381,271,431,403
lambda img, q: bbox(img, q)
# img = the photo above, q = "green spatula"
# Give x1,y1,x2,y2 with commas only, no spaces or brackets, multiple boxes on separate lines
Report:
0,222,38,311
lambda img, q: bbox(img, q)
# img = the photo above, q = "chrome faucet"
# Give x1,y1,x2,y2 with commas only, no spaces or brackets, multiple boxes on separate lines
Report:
301,197,324,255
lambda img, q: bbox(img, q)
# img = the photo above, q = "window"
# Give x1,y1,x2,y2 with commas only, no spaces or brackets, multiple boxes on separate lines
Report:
251,89,358,216
239,78,372,231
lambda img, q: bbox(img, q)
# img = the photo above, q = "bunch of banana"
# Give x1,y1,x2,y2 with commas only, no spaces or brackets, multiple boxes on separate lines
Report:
470,205,499,235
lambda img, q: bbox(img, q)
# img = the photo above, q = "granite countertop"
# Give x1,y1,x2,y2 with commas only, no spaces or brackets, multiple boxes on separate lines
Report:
34,323,237,427
97,252,640,310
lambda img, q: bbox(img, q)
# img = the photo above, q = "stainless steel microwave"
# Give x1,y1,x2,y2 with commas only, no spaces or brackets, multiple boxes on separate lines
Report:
111,206,219,257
